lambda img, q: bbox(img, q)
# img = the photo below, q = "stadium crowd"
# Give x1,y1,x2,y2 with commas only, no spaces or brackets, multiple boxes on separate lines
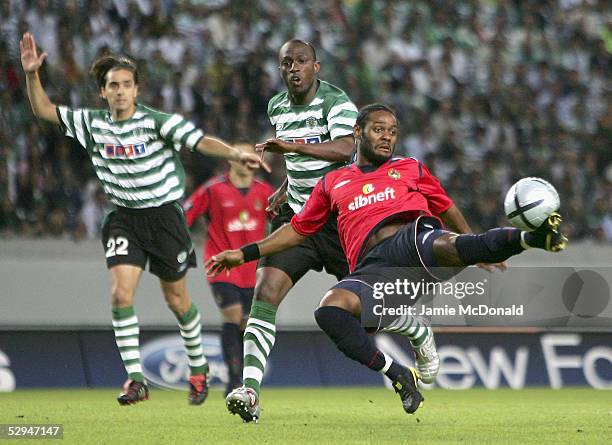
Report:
0,0,610,241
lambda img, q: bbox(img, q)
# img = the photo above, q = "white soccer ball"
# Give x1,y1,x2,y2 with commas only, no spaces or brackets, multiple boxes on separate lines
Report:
504,177,560,231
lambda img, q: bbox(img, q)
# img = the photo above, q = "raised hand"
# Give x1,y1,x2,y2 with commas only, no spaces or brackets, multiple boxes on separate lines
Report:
205,249,245,277
20,32,47,74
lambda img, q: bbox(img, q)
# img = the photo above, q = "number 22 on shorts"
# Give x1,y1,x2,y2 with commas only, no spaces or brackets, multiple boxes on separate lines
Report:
106,236,129,257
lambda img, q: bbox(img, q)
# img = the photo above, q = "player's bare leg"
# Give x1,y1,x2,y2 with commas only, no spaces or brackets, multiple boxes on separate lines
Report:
161,277,209,405
226,267,293,422
110,264,142,310
111,265,150,405
315,288,424,414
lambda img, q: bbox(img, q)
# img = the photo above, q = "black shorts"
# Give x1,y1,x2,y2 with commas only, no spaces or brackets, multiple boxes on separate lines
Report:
259,203,348,283
210,282,254,313
331,216,463,329
101,202,197,282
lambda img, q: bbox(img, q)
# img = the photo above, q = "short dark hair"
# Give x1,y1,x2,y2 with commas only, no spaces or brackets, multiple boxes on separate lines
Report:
356,103,397,128
281,39,317,61
89,55,138,90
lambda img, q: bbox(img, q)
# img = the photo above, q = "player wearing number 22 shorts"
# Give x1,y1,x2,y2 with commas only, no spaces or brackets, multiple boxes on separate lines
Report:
20,32,262,406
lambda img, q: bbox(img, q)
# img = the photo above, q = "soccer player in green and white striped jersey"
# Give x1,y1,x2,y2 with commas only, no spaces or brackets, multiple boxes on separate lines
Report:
19,32,261,406
225,39,358,422
266,77,358,211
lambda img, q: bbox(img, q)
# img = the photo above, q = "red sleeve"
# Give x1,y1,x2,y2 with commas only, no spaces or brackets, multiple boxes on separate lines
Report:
417,162,454,214
290,178,332,236
183,184,210,227
262,181,275,199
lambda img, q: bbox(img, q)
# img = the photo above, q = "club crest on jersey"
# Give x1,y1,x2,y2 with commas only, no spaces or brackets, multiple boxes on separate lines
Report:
239,210,250,222
104,143,146,158
362,184,375,194
305,117,317,129
254,200,263,211
388,168,401,180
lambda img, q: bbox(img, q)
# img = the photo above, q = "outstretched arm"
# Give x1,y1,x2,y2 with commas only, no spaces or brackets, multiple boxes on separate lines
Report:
195,136,270,172
20,32,59,124
195,136,252,163
205,223,307,276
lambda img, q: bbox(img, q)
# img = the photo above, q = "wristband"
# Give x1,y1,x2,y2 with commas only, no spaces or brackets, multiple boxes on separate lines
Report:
240,243,261,262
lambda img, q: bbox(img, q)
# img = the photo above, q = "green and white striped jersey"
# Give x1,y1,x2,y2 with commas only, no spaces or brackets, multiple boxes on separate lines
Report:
268,80,357,213
57,103,204,209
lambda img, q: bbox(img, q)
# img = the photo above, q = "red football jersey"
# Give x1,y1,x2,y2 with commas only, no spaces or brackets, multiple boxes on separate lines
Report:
184,173,274,287
291,157,453,271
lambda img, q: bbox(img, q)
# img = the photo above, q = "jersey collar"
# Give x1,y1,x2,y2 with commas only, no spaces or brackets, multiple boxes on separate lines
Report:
352,158,396,174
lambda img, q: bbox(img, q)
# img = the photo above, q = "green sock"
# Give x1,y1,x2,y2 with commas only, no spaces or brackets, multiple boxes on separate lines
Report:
243,300,278,397
175,303,208,376
112,305,144,382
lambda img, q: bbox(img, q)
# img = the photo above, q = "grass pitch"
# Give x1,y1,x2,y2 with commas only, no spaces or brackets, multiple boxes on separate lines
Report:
0,387,609,444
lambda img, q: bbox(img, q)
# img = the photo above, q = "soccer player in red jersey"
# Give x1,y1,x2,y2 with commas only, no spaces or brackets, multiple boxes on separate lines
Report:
184,144,273,394
207,104,567,415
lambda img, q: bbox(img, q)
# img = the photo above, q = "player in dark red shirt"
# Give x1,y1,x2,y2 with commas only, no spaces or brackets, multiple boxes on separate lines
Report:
184,144,273,394
207,105,567,415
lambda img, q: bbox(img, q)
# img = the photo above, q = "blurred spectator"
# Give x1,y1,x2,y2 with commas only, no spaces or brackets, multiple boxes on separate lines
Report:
1,0,610,242
25,0,59,67
80,180,108,240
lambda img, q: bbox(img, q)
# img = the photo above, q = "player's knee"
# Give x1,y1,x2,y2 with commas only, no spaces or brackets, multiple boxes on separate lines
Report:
253,280,285,306
224,314,242,325
111,284,134,307
164,291,183,313
432,234,463,266
433,236,454,255
318,289,361,315
220,305,243,325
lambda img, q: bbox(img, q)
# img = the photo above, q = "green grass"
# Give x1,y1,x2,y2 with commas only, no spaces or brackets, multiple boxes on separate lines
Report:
0,388,610,444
